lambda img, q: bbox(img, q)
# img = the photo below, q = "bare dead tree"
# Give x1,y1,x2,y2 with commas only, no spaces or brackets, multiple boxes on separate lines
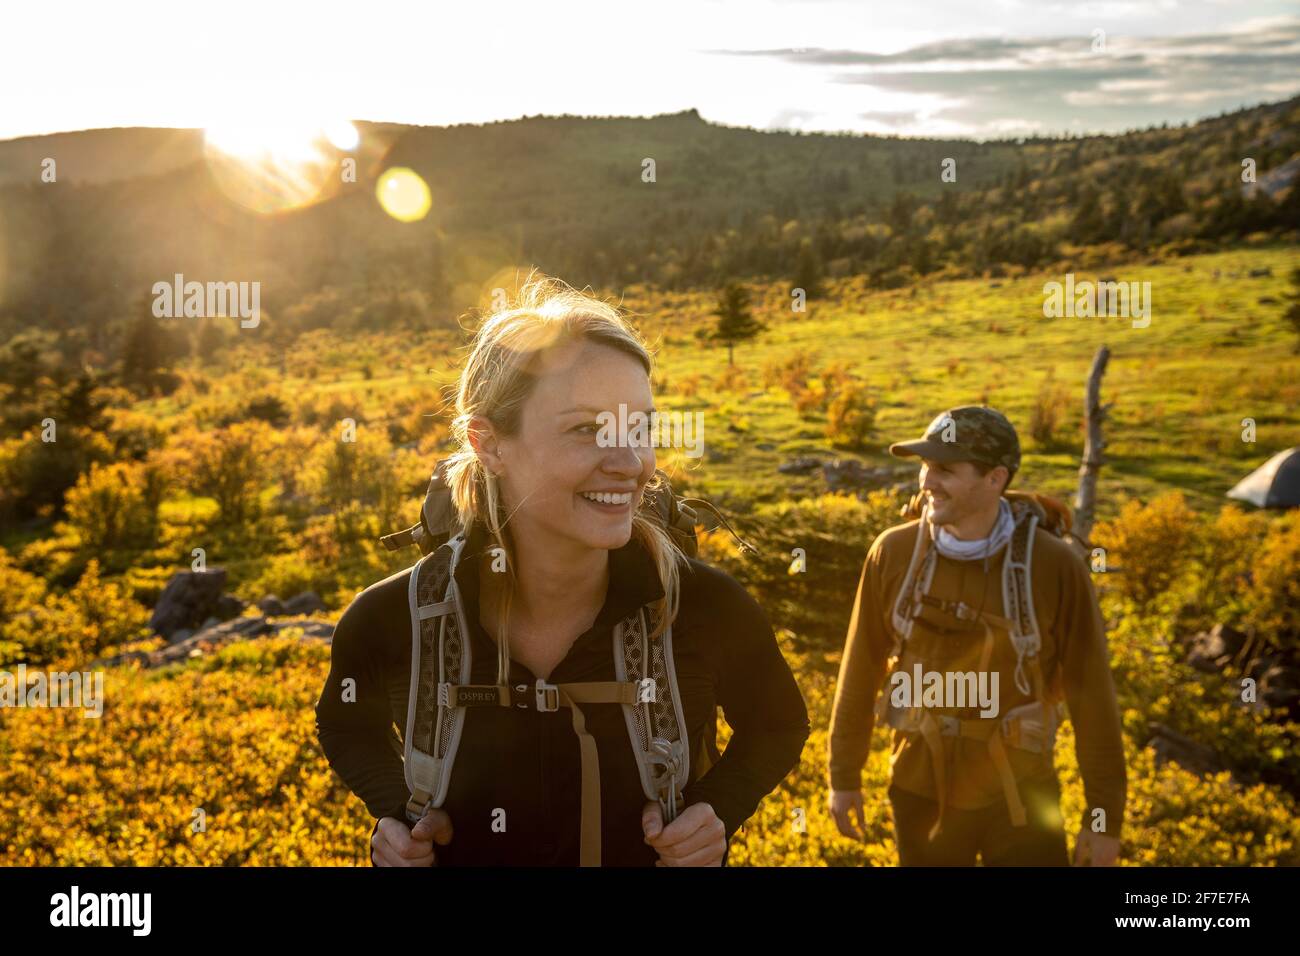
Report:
1073,344,1111,548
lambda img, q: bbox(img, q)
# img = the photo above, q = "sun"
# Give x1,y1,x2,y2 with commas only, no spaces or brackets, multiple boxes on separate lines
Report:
203,121,357,163
201,120,359,214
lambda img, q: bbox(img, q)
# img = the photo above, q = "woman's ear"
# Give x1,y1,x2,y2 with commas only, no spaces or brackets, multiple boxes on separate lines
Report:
467,415,505,476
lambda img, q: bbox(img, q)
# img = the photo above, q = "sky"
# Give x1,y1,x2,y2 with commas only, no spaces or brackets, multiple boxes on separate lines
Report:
1,0,1297,142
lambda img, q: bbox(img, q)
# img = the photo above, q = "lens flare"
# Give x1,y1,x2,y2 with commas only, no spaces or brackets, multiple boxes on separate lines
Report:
203,121,357,215
376,167,432,222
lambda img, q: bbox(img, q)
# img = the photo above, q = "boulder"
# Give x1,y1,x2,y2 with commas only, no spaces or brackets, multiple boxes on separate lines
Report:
257,594,288,616
214,594,247,621
149,569,230,640
822,459,898,493
1145,723,1228,776
284,591,327,615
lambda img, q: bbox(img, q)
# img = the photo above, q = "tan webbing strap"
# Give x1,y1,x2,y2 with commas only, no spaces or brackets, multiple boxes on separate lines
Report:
982,614,1042,827
987,732,1028,827
556,688,603,867
545,680,640,867
558,682,642,706
918,713,949,841
977,618,995,673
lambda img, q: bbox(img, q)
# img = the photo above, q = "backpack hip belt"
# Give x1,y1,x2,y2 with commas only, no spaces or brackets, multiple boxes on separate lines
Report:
403,532,692,866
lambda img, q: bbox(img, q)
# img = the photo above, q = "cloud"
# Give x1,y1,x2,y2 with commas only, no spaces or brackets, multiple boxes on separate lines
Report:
710,16,1300,136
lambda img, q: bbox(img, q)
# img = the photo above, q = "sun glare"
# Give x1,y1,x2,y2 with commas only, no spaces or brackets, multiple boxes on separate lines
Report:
201,121,359,214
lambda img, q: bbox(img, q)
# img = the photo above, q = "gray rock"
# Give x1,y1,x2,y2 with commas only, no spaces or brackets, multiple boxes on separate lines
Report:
88,613,335,671
1146,723,1227,776
284,591,327,615
289,620,336,640
778,456,823,475
149,569,230,640
822,459,895,493
257,595,288,616
214,594,247,621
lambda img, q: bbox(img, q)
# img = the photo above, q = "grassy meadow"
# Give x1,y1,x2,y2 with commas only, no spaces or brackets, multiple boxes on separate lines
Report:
2,243,1299,865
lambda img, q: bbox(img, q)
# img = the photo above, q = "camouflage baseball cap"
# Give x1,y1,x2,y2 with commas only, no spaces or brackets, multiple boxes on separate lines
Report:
888,405,1021,474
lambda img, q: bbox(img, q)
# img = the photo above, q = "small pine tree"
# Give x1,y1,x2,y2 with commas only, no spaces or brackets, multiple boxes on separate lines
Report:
121,311,163,389
711,281,765,366
195,318,227,359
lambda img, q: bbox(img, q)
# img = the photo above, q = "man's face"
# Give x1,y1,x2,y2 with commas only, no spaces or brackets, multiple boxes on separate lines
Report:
918,457,1004,526
494,338,656,552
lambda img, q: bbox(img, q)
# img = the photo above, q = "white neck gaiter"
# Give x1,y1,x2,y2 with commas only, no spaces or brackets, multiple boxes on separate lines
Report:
930,497,1014,561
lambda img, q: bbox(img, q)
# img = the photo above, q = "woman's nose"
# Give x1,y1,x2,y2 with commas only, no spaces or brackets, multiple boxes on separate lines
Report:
602,442,643,475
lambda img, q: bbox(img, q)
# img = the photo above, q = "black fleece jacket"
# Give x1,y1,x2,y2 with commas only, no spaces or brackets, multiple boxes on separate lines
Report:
315,520,810,866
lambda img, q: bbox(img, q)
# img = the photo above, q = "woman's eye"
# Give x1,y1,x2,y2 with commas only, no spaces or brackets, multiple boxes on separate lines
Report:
574,422,600,435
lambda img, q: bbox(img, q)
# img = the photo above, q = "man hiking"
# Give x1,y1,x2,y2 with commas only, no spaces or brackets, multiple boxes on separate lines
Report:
826,405,1126,866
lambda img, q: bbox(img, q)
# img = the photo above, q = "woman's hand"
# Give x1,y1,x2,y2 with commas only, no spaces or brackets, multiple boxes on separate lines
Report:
371,809,454,866
642,801,726,866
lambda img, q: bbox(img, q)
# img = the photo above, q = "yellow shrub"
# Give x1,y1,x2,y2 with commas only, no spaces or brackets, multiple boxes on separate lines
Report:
1092,492,1198,608
64,459,166,553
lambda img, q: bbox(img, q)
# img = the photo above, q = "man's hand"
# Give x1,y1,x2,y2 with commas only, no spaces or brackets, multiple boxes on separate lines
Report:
828,789,867,841
1073,829,1120,867
642,801,726,867
371,809,454,867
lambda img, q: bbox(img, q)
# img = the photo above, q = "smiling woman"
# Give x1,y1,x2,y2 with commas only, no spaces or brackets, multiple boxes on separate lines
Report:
314,269,811,867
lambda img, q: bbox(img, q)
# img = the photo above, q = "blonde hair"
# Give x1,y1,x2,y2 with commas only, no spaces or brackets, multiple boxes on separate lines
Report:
442,270,687,683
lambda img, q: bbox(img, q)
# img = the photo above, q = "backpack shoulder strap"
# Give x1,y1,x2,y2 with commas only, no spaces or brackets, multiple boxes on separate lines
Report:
890,510,937,654
1001,503,1042,696
404,533,471,823
613,606,692,821
403,536,694,844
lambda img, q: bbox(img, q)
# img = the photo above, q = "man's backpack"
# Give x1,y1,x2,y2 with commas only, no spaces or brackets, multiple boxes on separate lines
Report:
883,489,1075,838
380,461,755,866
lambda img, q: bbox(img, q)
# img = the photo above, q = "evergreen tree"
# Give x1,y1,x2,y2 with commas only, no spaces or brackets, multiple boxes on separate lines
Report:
711,281,764,366
121,311,163,389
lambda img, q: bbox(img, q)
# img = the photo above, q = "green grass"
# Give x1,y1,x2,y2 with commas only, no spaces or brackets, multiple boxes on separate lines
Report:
638,244,1300,517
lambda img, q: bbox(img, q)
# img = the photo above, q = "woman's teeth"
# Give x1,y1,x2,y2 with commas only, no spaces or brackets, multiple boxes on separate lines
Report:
580,491,633,505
